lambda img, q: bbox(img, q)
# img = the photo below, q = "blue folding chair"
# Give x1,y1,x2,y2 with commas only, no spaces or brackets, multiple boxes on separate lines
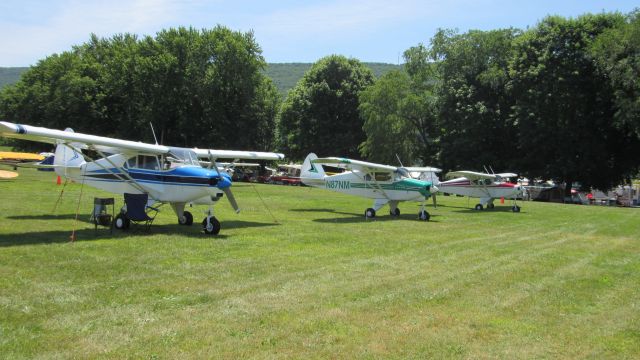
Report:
114,193,159,231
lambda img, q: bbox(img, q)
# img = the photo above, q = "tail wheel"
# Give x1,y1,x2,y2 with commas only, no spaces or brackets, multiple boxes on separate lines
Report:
512,205,521,213
179,211,194,225
390,208,400,217
202,217,221,235
418,210,430,221
365,208,376,219
114,213,130,230
474,204,484,211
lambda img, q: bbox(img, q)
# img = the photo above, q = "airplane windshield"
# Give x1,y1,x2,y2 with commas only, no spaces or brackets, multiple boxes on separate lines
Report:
167,147,200,166
396,168,409,179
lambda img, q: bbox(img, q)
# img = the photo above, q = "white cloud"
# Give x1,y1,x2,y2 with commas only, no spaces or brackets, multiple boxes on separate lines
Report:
0,0,184,66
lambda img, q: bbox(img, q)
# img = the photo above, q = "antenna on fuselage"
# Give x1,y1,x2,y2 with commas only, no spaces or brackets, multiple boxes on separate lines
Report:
395,154,404,167
149,122,159,145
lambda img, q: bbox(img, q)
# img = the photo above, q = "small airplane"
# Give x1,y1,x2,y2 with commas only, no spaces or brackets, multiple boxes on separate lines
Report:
0,151,47,178
301,153,437,220
0,121,284,235
437,170,523,212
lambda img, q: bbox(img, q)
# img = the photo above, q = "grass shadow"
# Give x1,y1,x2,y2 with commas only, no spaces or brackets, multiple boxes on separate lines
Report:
0,220,279,247
313,213,441,224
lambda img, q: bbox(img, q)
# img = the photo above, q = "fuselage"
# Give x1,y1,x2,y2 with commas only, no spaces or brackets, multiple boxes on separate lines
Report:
59,153,227,204
303,170,433,201
438,177,522,199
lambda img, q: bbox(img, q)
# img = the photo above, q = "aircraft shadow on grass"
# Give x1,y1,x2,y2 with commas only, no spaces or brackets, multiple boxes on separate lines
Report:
291,208,440,224
0,218,279,247
438,204,525,214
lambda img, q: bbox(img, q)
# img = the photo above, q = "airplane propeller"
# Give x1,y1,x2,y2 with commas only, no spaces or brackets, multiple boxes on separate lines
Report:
208,150,240,213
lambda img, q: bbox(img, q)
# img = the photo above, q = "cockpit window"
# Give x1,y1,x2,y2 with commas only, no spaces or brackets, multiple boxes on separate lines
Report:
166,147,200,166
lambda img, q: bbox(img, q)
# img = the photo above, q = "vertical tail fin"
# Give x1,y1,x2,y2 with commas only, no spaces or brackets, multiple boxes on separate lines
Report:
301,153,325,180
53,128,85,177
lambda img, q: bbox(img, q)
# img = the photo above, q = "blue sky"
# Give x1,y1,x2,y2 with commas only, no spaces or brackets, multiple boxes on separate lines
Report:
1,0,637,66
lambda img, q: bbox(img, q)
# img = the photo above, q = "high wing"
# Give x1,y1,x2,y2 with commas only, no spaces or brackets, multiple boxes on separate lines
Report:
446,170,517,182
403,166,442,173
495,173,518,179
0,121,169,155
311,157,397,173
193,149,284,161
0,151,45,163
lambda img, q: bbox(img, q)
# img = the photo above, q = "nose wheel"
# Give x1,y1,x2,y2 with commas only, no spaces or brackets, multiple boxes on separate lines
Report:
418,210,430,221
202,216,220,235
365,208,376,219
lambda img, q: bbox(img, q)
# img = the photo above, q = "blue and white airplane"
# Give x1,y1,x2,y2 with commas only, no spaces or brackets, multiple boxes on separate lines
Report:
0,121,284,235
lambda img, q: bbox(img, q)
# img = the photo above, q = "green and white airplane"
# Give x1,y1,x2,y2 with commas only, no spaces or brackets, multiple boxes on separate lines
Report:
301,153,438,221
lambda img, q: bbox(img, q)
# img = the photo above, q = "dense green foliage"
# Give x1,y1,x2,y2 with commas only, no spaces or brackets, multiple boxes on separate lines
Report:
359,47,440,166
0,27,279,150
510,14,640,194
356,11,640,191
278,55,374,160
591,10,640,138
432,28,519,173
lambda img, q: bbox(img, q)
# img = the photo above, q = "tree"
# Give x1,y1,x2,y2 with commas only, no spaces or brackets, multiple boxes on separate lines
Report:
277,55,374,160
358,54,440,167
591,10,640,138
510,14,640,194
359,70,415,165
431,28,520,173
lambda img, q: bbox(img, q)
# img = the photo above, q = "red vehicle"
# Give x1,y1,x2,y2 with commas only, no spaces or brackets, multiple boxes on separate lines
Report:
267,164,302,185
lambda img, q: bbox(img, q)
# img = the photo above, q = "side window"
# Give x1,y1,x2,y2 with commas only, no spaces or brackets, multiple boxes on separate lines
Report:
374,172,392,182
127,157,137,168
129,155,160,170
364,174,372,181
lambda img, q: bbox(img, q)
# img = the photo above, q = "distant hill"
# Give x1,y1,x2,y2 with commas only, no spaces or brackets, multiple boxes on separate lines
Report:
264,62,402,97
0,67,28,90
1,63,402,97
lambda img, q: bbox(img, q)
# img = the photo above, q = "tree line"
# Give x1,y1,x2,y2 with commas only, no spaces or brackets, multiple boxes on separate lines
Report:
280,11,640,194
1,12,639,193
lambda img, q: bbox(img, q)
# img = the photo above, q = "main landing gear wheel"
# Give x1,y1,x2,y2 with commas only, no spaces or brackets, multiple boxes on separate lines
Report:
114,213,130,230
179,211,193,225
474,204,484,211
418,210,430,221
390,208,400,217
202,217,221,235
487,203,495,209
365,208,376,219
512,205,521,213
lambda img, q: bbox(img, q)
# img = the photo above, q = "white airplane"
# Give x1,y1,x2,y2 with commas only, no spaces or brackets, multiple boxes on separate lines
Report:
437,170,523,212
301,153,438,220
0,121,284,235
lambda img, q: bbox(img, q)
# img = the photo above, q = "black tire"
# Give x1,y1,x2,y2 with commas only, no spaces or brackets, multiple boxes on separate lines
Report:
418,210,430,221
512,205,521,213
487,203,495,209
202,217,221,235
179,211,194,226
390,208,400,217
365,208,376,219
474,204,484,211
114,213,130,230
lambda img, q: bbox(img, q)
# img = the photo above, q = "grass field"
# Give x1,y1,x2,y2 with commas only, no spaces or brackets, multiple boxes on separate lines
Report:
1,168,639,359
